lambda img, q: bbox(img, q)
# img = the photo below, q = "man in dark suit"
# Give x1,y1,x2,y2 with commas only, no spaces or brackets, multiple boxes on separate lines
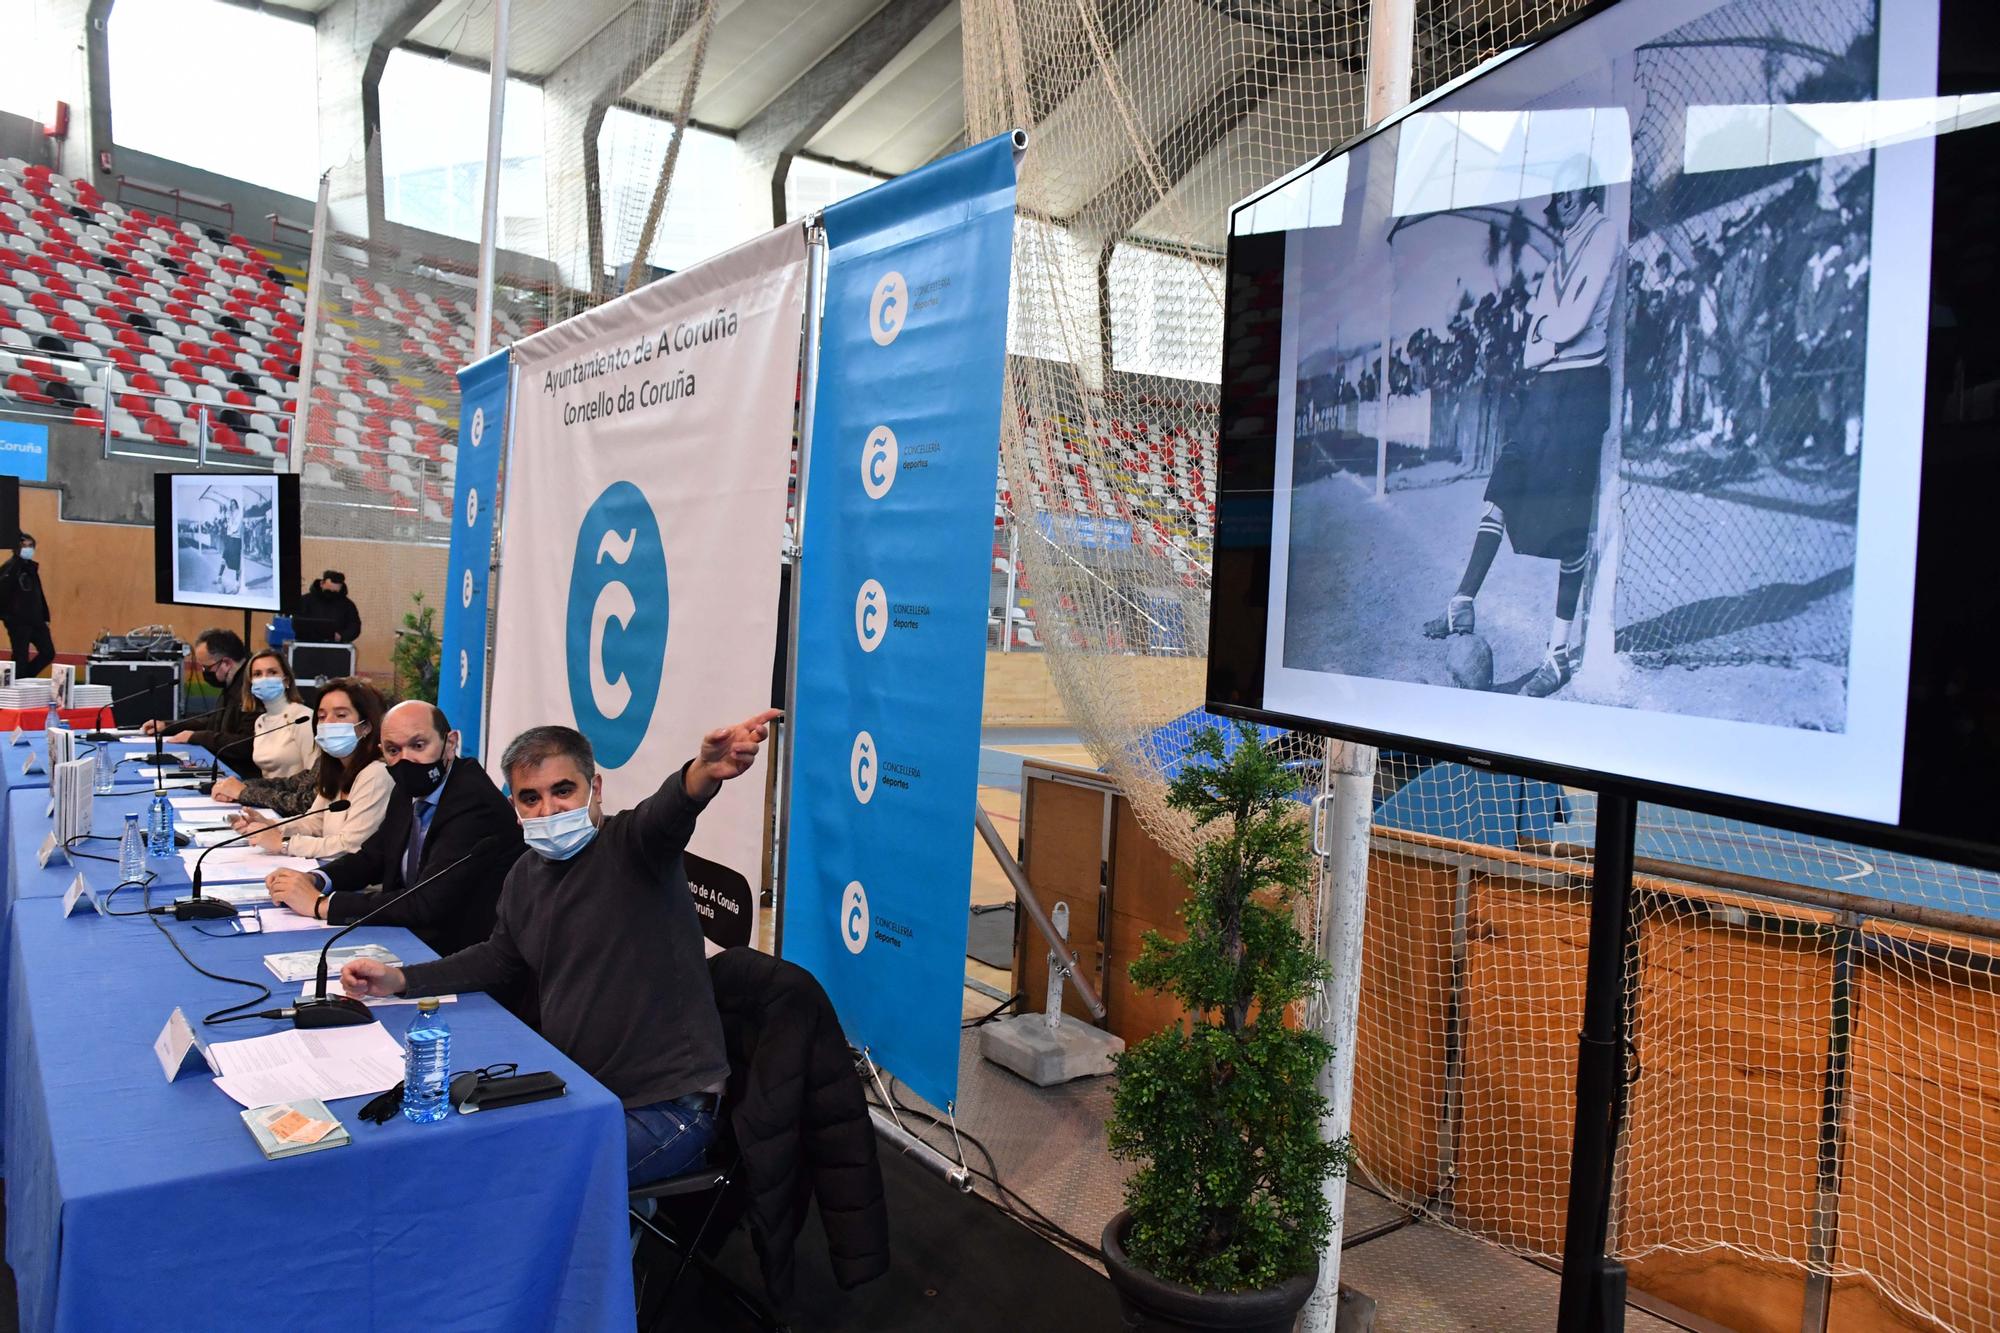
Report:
264,699,529,1018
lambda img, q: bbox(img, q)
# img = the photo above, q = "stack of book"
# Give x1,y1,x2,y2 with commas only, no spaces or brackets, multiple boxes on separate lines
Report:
240,1099,350,1160
68,683,113,712
0,680,55,710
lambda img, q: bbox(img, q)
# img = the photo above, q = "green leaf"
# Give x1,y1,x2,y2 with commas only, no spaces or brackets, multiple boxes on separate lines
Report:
1106,723,1348,1290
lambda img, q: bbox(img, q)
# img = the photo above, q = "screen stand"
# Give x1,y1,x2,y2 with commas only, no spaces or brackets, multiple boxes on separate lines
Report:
1555,789,1638,1333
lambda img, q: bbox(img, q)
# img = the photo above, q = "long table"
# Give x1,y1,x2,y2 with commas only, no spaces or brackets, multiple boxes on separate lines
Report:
2,778,633,1330
0,736,211,873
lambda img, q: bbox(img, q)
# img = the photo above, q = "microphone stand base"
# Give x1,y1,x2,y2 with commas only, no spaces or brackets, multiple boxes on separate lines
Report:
171,897,239,921
130,754,182,768
293,996,377,1028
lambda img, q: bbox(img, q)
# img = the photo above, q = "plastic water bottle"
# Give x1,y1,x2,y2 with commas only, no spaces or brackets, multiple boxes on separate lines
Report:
45,699,62,735
118,812,145,884
93,740,116,795
147,789,175,858
401,999,451,1124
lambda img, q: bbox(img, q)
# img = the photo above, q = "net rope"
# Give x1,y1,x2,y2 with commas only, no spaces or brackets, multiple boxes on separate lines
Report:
966,2,2000,1330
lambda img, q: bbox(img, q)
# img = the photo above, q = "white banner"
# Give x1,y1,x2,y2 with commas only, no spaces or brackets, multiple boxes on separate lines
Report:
491,225,807,929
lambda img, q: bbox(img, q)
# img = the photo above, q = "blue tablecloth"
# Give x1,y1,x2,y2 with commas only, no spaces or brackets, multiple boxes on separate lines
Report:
3,783,208,1166
3,791,632,1330
0,738,212,873
0,733,52,797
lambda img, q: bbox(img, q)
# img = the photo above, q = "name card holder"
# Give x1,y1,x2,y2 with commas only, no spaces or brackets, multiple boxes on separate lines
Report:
154,1008,219,1082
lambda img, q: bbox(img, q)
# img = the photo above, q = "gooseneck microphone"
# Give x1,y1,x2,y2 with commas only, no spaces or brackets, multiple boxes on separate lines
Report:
82,681,203,752
291,836,502,1029
168,798,351,920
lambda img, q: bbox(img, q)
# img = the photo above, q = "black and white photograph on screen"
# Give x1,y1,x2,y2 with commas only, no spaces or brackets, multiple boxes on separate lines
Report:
1278,0,1878,735
171,475,277,610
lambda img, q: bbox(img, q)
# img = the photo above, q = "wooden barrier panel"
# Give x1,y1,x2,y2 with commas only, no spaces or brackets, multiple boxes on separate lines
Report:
1107,797,1192,1043
1618,909,1835,1333
1015,780,1997,1332
1451,875,1591,1254
1015,768,1113,1027
1349,847,1458,1204
22,486,440,681
1841,943,2000,1332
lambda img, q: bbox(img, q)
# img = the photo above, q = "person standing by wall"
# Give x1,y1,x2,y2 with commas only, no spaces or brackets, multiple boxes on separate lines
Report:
0,531,55,678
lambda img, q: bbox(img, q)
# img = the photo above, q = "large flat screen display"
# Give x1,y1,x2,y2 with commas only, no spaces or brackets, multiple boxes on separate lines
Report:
152,471,301,615
1210,0,2000,863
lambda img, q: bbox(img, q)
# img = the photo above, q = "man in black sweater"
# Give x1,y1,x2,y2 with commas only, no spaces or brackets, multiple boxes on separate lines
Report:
268,700,527,1012
340,708,780,1187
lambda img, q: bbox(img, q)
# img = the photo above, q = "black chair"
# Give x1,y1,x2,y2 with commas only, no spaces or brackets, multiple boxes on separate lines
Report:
629,1137,789,1332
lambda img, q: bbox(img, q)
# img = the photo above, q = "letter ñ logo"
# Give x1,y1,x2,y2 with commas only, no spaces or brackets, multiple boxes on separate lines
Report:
841,881,870,954
862,425,897,500
850,730,876,804
869,272,907,346
854,579,887,652
565,481,669,770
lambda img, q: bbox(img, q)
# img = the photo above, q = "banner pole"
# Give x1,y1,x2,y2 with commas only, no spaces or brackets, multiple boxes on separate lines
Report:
477,360,520,762
1301,6,1406,1327
772,220,827,958
472,0,511,364
287,172,332,472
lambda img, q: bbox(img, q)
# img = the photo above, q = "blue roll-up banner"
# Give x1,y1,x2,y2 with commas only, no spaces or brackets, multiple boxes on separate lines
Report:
438,348,509,758
786,133,1020,1112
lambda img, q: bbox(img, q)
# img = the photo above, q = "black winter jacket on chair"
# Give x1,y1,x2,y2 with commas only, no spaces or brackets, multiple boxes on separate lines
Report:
708,947,890,1306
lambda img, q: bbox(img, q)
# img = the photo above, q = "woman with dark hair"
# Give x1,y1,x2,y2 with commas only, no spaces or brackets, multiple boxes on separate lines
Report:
210,650,318,813
231,678,391,858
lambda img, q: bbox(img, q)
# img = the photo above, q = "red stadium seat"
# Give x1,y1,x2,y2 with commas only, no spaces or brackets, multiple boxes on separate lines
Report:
4,374,53,405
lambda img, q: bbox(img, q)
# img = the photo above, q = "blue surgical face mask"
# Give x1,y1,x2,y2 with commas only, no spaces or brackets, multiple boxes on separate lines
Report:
250,676,287,704
317,722,360,758
521,804,598,861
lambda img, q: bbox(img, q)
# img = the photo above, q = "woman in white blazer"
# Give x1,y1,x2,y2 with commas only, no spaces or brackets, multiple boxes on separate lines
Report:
241,648,317,779
232,677,391,859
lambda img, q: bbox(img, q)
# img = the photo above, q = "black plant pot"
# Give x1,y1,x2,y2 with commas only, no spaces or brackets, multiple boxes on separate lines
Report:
1100,1210,1318,1333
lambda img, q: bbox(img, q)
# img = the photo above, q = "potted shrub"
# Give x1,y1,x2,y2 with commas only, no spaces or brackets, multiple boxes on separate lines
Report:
1102,723,1351,1332
392,590,441,703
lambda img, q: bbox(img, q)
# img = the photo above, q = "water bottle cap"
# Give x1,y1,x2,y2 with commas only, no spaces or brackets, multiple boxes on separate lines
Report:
417,997,440,1013
124,812,139,823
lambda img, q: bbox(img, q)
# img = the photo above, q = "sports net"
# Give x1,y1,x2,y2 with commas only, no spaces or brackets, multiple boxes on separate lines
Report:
962,0,1370,850
1610,3,1872,683
966,2,2000,1330
292,145,548,683
295,0,726,684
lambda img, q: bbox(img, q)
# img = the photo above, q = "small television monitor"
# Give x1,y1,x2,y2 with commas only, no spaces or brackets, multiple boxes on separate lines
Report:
1208,0,2000,865
153,472,301,615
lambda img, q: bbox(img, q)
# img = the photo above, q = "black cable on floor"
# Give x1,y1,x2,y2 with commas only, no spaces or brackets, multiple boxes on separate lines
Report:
867,1074,1101,1264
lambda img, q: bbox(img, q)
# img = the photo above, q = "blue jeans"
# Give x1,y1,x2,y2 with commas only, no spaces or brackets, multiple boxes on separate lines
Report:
625,1095,717,1190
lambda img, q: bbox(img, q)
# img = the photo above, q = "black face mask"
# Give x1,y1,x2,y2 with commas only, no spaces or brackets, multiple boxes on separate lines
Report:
201,662,232,688
389,756,449,801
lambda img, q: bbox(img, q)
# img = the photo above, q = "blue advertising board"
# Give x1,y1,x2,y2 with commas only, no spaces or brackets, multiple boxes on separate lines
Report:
0,421,49,482
784,135,1020,1110
437,349,509,757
